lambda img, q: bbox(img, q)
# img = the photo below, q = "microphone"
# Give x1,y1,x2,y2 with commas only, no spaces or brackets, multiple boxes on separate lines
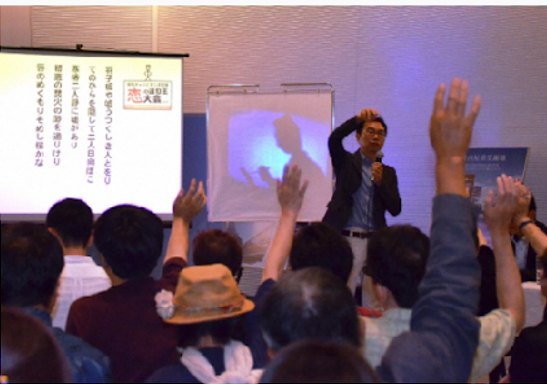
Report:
375,151,384,164
371,151,384,182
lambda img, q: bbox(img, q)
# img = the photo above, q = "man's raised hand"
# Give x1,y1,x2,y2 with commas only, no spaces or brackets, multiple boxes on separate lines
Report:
173,179,207,223
484,175,519,234
430,79,481,196
277,164,309,219
430,78,481,160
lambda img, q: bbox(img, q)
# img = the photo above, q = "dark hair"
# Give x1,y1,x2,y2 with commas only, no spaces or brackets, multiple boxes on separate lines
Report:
356,115,388,136
1,224,64,308
364,225,430,309
94,205,164,280
176,317,245,349
529,195,536,213
259,267,361,352
541,249,547,275
1,307,72,383
193,230,243,277
261,340,379,383
46,198,94,248
290,223,353,284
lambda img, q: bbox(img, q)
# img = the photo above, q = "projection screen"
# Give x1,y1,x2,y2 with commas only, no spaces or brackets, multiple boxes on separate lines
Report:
0,47,186,222
207,88,334,222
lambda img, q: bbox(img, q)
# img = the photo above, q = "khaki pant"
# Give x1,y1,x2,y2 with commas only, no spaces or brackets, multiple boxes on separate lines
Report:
344,231,382,310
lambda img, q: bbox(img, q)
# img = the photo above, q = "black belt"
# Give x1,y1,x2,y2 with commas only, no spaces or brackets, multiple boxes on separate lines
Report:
341,230,374,239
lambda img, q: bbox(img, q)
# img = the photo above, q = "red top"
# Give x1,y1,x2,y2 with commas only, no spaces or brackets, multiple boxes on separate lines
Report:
66,259,186,383
357,306,383,318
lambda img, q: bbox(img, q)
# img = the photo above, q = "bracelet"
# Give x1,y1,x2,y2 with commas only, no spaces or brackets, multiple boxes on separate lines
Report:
518,220,534,231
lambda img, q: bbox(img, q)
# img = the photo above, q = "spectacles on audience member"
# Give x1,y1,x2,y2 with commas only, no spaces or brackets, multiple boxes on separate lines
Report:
365,128,386,137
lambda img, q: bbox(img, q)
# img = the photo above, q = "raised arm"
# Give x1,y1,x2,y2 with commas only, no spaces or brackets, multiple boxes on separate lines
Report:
379,78,482,383
164,179,207,265
513,183,547,256
483,175,525,332
262,165,308,283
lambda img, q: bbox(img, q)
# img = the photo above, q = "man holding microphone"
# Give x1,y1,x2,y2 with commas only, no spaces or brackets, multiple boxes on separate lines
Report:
323,109,402,309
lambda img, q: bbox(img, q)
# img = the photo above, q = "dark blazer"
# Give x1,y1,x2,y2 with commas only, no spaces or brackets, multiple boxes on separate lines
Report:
322,117,402,232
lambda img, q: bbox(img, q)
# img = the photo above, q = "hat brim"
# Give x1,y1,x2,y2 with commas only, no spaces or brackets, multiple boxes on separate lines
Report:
164,298,255,325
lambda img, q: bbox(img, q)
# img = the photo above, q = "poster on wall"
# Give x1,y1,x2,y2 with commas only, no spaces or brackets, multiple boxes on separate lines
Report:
465,147,531,211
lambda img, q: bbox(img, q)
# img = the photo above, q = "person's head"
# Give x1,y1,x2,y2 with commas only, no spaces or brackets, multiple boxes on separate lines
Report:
1,307,72,383
94,205,164,280
1,224,64,310
290,223,353,284
260,340,379,383
259,267,361,355
46,198,94,251
193,230,243,279
356,115,388,158
364,225,430,309
156,264,254,348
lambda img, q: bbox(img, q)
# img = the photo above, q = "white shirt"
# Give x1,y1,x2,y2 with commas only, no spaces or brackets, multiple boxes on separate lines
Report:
52,256,111,330
513,236,530,271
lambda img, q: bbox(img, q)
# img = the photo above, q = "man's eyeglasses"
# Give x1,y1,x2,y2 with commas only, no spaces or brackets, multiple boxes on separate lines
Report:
364,128,386,137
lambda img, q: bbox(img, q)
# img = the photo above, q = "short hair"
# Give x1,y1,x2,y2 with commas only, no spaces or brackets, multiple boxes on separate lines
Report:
1,224,64,308
94,205,164,280
259,267,361,352
290,223,353,284
261,340,379,383
364,225,430,309
176,317,245,349
357,115,388,136
1,307,72,383
46,198,94,248
193,230,243,277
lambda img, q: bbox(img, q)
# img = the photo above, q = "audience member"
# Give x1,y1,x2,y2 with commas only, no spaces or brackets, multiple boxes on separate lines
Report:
66,180,207,383
193,229,243,281
290,222,353,285
260,340,379,384
506,251,547,382
1,306,72,384
260,267,362,354
363,175,525,382
510,194,547,281
1,224,111,383
147,264,260,384
46,198,111,330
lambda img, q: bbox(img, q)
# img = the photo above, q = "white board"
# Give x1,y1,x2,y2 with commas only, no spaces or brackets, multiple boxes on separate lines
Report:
0,49,184,221
207,91,333,222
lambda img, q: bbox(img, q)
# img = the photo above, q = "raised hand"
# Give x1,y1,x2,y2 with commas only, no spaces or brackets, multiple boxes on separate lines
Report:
357,108,380,122
483,175,519,234
430,78,481,160
430,78,481,196
173,179,207,223
513,181,532,226
276,164,309,218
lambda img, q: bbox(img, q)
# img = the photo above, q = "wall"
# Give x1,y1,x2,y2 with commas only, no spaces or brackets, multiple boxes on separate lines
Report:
2,6,547,236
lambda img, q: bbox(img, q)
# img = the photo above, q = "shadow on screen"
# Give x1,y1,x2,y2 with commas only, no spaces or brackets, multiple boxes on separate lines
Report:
228,111,328,194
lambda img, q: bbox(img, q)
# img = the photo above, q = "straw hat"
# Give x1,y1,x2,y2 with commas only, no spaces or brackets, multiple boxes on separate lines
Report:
156,264,255,325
